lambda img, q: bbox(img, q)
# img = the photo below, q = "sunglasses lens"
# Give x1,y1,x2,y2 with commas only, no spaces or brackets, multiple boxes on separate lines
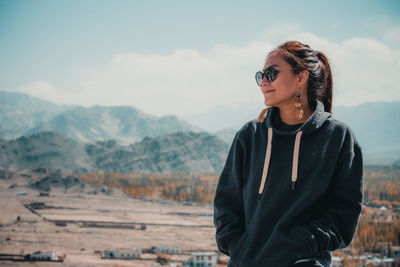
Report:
270,73,275,82
255,71,263,86
266,67,277,82
256,67,279,85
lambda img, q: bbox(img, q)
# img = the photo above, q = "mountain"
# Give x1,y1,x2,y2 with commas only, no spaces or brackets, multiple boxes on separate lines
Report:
0,91,75,114
0,91,76,139
0,91,203,145
333,101,400,165
332,101,400,149
87,131,229,173
181,102,265,133
0,131,229,174
26,106,203,145
215,128,237,145
0,105,52,139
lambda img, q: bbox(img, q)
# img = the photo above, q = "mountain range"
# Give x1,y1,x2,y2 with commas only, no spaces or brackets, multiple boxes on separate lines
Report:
0,91,201,145
1,90,399,166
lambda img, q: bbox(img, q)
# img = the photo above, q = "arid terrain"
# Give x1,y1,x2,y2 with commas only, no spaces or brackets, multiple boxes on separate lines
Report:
2,166,400,267
0,169,227,266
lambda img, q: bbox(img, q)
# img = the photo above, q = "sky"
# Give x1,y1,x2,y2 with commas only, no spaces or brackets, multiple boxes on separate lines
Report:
1,0,399,117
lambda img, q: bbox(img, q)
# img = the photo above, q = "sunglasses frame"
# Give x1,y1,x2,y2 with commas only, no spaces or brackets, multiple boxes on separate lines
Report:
255,66,295,86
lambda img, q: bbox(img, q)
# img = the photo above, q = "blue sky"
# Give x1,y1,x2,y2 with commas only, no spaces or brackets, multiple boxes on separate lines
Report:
0,0,399,117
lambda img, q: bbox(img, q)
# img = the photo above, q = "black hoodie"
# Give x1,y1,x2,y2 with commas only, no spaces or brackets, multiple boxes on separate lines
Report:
213,99,363,267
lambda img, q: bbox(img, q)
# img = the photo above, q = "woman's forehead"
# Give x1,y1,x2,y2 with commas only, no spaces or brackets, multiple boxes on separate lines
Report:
265,52,287,67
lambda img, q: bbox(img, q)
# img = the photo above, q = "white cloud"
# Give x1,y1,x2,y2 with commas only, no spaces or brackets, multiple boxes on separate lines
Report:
15,26,400,117
71,43,271,116
335,38,400,105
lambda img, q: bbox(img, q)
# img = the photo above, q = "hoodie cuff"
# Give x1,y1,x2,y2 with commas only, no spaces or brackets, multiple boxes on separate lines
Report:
227,231,243,256
216,229,243,256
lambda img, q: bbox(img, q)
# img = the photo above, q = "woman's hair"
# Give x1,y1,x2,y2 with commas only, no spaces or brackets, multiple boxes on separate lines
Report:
269,41,333,113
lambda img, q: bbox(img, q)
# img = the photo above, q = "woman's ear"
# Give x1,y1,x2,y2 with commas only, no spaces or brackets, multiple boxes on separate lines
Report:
297,70,309,88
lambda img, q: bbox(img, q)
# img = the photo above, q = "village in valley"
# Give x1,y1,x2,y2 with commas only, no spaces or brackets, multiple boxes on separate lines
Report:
0,168,226,267
1,166,400,267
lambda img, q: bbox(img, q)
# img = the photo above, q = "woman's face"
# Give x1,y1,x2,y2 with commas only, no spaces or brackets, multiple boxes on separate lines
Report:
261,51,299,108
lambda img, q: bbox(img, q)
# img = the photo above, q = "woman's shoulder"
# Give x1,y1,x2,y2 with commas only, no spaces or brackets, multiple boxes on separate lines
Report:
228,118,266,147
236,118,264,137
324,113,362,150
324,113,356,134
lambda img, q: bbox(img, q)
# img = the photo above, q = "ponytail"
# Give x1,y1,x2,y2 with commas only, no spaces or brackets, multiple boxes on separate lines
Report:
315,51,333,113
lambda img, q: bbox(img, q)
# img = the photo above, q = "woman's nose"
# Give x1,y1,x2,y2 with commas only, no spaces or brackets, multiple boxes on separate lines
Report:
262,76,271,85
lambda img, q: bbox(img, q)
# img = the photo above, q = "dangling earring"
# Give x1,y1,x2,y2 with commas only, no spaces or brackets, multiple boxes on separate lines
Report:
258,107,269,122
294,92,304,121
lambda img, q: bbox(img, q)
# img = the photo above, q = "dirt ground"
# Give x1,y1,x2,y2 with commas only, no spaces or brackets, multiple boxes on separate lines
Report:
0,174,229,267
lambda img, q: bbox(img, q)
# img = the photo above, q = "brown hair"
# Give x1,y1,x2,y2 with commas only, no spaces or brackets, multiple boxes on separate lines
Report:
269,41,333,113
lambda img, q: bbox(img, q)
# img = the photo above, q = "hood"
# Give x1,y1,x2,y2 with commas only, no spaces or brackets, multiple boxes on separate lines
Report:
257,99,331,198
266,98,330,136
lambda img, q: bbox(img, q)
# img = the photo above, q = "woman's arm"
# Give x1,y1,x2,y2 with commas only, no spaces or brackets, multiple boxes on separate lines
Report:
262,128,364,266
213,131,246,256
299,128,363,253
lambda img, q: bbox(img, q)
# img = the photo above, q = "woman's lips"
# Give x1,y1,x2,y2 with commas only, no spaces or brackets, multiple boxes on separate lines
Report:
264,90,275,93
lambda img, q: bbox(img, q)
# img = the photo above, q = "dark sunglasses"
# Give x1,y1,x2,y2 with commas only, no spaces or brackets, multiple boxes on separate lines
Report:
255,66,294,86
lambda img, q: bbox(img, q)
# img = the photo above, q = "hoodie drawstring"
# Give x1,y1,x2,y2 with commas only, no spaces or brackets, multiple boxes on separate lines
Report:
291,131,303,190
257,127,273,199
257,128,303,201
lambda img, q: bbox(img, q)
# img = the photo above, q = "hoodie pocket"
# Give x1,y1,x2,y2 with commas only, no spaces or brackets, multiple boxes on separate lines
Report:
229,227,256,266
287,224,319,260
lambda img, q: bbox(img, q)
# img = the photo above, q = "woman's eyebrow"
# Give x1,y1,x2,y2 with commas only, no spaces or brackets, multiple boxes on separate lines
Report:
263,64,279,70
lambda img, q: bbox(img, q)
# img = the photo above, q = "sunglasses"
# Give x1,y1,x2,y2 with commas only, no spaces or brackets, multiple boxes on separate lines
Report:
255,66,294,86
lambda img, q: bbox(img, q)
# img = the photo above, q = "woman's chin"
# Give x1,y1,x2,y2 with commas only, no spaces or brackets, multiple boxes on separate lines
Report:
264,99,274,107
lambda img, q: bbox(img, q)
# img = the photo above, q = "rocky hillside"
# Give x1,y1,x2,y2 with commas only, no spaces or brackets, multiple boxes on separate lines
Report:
0,131,92,172
87,131,229,173
0,131,229,174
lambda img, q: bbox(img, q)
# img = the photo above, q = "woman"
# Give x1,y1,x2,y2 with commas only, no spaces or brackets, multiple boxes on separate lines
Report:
213,41,363,267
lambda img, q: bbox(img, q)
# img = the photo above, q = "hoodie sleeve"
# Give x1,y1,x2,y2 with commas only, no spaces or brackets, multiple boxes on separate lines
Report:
256,128,363,266
301,129,364,254
290,128,363,264
213,131,246,256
